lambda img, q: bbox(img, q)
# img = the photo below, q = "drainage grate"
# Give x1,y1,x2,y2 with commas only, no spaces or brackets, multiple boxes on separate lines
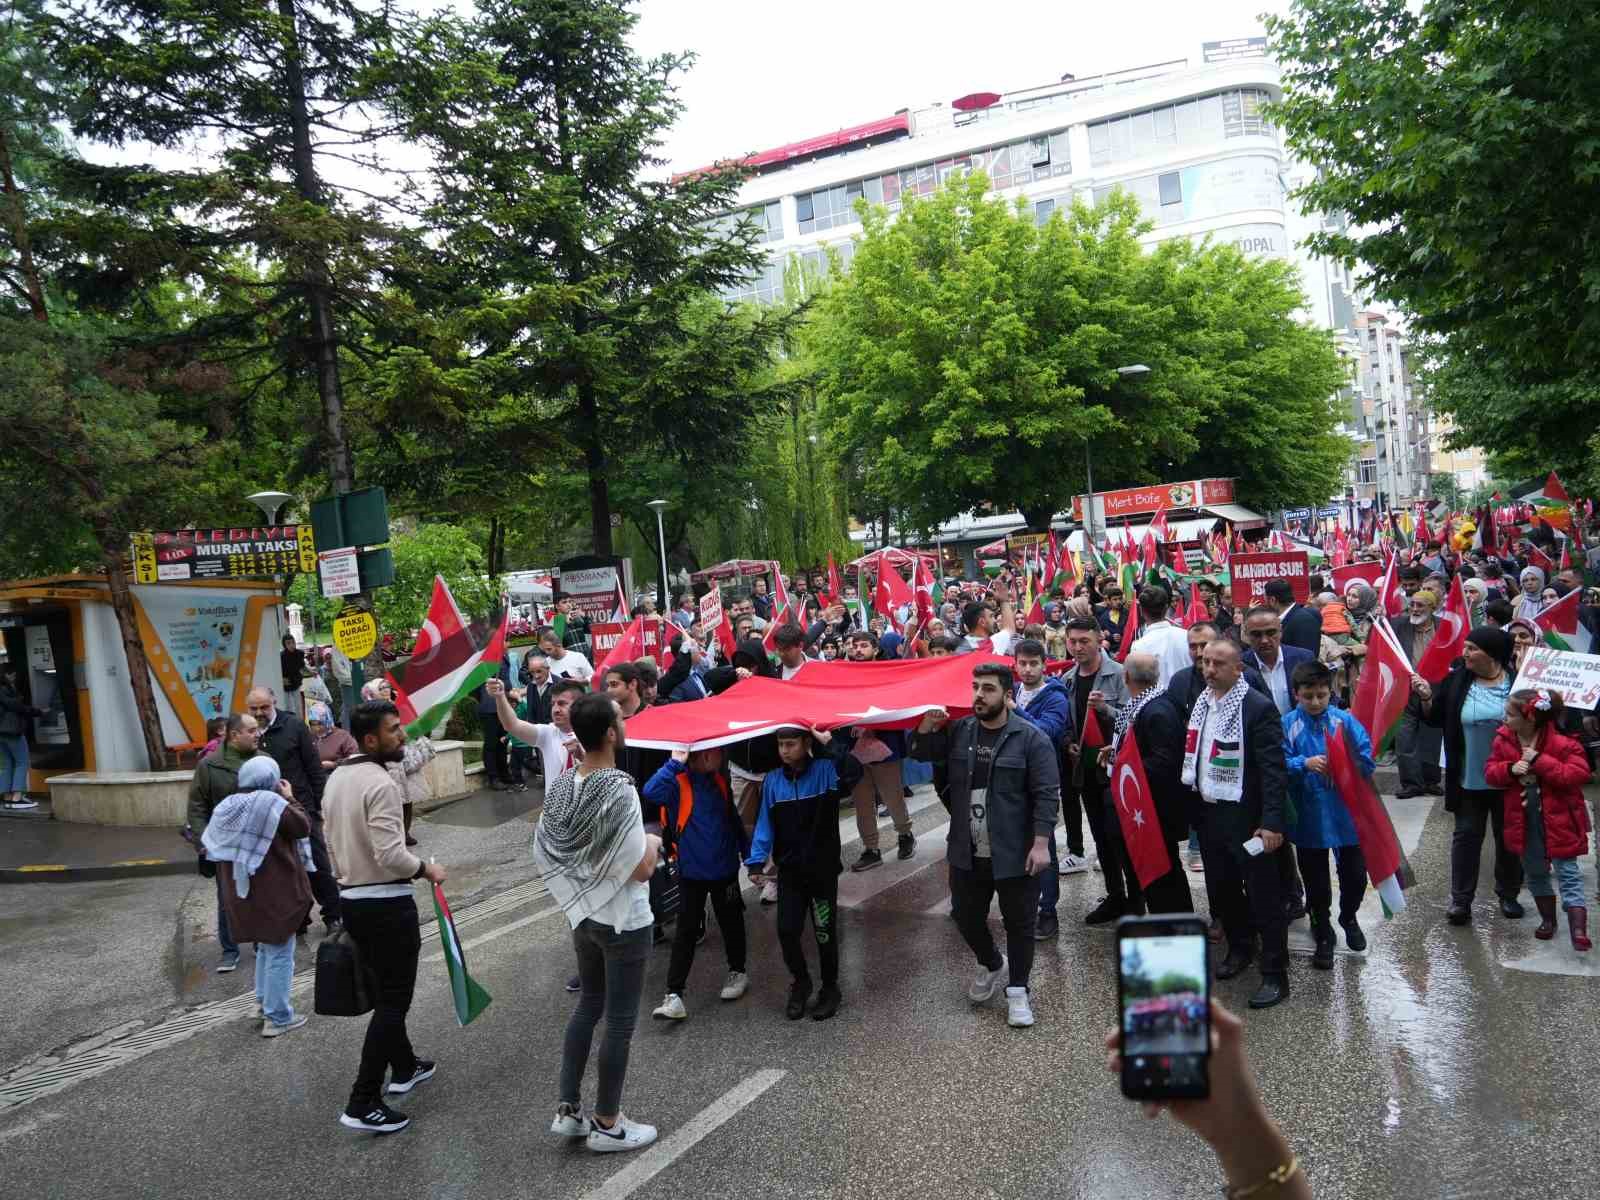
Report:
0,876,548,1112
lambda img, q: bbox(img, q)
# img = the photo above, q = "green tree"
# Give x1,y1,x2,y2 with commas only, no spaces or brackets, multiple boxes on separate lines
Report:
1267,0,1600,482
378,0,793,558
814,177,1347,531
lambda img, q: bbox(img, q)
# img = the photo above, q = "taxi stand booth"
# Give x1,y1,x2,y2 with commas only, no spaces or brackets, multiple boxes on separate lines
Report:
0,575,285,825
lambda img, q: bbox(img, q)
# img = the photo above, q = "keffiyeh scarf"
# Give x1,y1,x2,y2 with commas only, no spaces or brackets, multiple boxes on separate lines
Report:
533,766,644,927
1181,678,1249,804
1112,687,1161,755
201,790,315,899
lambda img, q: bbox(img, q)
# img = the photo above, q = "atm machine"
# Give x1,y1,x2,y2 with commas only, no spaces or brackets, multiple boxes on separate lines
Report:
0,609,85,786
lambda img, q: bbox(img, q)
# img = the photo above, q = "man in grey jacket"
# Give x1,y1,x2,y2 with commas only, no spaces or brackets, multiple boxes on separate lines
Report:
911,661,1060,1029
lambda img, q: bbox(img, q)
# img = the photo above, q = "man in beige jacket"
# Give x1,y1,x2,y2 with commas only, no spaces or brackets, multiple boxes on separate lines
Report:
323,699,448,1137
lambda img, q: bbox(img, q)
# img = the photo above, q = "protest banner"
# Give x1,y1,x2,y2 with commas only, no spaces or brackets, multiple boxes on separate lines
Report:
1229,551,1310,607
1511,646,1600,711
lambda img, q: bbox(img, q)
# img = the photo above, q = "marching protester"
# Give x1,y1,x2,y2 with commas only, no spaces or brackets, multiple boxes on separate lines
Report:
1412,626,1522,926
1282,661,1374,968
911,661,1060,1029
540,625,595,684
201,754,313,1037
1392,588,1445,799
1484,690,1593,949
643,746,751,1021
1112,653,1194,915
323,700,447,1136
1128,586,1191,687
535,694,660,1152
1010,637,1071,939
1265,579,1322,656
247,685,340,934
1061,616,1137,919
1184,638,1291,1010
842,630,916,870
475,650,518,792
745,725,863,1021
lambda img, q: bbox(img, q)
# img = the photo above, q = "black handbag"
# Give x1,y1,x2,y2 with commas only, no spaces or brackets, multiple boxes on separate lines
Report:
314,928,375,1017
648,818,682,925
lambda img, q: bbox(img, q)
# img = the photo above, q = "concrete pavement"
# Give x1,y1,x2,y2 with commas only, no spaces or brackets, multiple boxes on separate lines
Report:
3,784,1599,1198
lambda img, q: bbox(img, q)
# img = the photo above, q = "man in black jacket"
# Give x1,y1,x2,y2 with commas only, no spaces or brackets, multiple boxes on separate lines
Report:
1266,578,1322,656
1165,622,1269,720
246,685,339,932
911,662,1060,1029
1181,639,1291,1010
1119,654,1195,916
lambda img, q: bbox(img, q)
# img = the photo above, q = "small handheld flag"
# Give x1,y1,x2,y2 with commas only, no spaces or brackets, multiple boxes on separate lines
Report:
433,881,492,1026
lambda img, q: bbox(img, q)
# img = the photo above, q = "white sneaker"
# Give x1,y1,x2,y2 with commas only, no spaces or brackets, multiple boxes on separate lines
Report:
587,1113,658,1153
719,970,748,1001
967,954,1007,1004
551,1103,590,1138
760,880,778,905
652,993,687,1021
1058,853,1090,875
1006,985,1035,1028
3,798,39,810
260,1013,307,1038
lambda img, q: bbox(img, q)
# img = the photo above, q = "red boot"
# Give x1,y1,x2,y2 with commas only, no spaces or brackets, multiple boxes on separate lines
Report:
1568,906,1591,952
1534,895,1558,940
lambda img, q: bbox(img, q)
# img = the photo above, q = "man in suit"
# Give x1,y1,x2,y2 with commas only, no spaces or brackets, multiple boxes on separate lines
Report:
1184,638,1292,1010
1118,654,1195,915
1238,606,1312,922
1266,578,1322,655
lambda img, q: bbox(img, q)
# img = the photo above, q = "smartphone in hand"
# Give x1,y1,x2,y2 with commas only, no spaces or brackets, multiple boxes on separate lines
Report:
1117,914,1210,1101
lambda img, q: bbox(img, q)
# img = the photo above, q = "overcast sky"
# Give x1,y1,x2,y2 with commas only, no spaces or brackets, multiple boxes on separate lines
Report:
631,0,1291,174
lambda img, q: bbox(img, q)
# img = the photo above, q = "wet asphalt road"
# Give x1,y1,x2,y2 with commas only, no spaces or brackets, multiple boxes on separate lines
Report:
2,786,1597,1199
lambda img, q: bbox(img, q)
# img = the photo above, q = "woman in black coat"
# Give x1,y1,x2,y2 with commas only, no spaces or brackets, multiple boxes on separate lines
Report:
1412,626,1522,926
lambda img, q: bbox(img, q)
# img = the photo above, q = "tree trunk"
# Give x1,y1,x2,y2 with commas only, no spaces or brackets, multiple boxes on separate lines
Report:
0,125,48,322
102,546,170,771
579,380,614,557
275,0,353,493
1020,501,1057,535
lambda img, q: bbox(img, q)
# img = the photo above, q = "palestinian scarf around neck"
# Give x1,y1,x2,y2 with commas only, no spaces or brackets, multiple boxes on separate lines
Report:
1181,678,1249,804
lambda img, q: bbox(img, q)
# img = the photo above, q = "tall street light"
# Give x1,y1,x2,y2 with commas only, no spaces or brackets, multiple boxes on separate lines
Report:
646,499,671,611
1082,365,1151,549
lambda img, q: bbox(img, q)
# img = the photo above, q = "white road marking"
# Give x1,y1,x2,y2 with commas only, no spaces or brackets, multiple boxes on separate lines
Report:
579,1069,787,1200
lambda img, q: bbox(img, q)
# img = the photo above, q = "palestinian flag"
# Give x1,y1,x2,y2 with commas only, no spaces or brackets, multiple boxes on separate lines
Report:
1534,589,1593,653
387,578,509,737
432,882,491,1025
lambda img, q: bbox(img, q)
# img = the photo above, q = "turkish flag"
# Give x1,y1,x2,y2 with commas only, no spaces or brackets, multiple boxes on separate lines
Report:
823,551,843,607
411,574,468,662
1110,730,1172,889
1324,718,1412,899
1350,618,1413,747
1414,572,1469,683
620,652,1010,750
874,564,915,632
1376,554,1405,619
1115,597,1142,664
1182,585,1209,629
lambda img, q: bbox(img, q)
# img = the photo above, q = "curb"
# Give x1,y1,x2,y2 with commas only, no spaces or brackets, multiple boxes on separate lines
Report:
0,857,197,885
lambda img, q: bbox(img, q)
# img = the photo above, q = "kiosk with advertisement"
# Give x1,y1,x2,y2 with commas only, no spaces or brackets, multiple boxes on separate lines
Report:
0,574,286,824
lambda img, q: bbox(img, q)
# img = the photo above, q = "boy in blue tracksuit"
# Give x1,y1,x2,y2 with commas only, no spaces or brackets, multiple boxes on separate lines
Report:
746,726,864,1022
1012,638,1073,937
642,748,749,1020
1282,659,1375,969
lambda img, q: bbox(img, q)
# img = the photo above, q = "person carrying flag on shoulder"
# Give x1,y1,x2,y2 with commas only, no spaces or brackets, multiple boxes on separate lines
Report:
1010,637,1072,940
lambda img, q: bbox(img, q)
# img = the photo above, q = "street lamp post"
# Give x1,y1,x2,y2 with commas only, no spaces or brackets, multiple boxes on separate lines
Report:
647,499,671,612
1082,365,1151,551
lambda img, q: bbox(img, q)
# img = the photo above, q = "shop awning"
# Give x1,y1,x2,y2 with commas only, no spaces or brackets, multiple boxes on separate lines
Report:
1202,502,1268,529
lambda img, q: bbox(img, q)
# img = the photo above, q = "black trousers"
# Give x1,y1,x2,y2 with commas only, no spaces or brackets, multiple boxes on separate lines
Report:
341,895,421,1111
950,857,1041,989
776,871,839,988
1141,840,1196,916
478,712,509,782
1086,785,1145,910
1450,786,1524,908
1296,843,1367,923
1197,808,1287,977
508,745,534,783
307,817,341,924
1060,785,1085,857
667,876,747,995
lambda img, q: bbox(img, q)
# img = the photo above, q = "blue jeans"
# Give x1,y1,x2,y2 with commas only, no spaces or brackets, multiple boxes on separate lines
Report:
215,874,238,957
254,936,297,1025
0,734,28,792
1523,807,1587,909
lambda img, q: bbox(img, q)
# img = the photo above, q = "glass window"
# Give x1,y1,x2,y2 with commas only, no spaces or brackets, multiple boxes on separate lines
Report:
1128,110,1155,157
796,192,814,223
881,171,901,207
1158,171,1182,207
862,176,883,206
1031,137,1050,166
989,143,1013,185
1174,99,1200,141
1197,94,1224,135
1035,198,1055,225
1088,122,1111,166
1152,106,1176,141
1092,184,1115,207
1109,115,1133,161
1048,130,1071,176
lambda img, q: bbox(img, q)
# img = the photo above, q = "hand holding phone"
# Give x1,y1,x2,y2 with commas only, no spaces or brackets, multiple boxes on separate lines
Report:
1116,915,1210,1101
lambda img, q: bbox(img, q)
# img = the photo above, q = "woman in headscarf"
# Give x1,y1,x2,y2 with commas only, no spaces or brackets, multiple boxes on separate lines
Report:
1339,582,1379,695
201,754,313,1036
1515,566,1547,622
1507,618,1541,671
309,701,357,770
1412,626,1523,926
1461,577,1488,628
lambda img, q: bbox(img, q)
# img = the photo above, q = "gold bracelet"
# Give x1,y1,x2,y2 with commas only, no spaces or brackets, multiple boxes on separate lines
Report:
1224,1156,1300,1199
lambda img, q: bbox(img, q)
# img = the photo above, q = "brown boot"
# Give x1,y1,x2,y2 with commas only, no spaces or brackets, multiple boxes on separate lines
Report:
1568,906,1591,952
1534,895,1559,940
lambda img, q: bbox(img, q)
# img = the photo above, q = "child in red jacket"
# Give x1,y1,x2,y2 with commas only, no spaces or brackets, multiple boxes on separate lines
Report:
1484,689,1593,950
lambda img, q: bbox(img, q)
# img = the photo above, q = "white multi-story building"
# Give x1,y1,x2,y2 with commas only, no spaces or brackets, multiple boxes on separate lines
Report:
700,47,1363,337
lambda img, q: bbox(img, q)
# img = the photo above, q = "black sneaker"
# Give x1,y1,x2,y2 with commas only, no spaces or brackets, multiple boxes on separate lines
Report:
786,980,811,1020
340,1102,411,1134
809,984,841,1021
1083,897,1124,926
1339,915,1367,952
897,832,916,861
386,1059,436,1095
851,849,883,872
565,974,581,993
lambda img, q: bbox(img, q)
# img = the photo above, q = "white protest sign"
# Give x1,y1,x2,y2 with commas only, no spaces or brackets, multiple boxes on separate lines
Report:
318,546,361,598
1512,646,1600,712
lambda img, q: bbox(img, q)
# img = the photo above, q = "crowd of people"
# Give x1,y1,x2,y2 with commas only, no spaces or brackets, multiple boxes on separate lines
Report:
172,525,1596,1181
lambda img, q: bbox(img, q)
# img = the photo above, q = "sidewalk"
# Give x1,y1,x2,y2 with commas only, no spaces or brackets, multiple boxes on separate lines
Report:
0,807,196,883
